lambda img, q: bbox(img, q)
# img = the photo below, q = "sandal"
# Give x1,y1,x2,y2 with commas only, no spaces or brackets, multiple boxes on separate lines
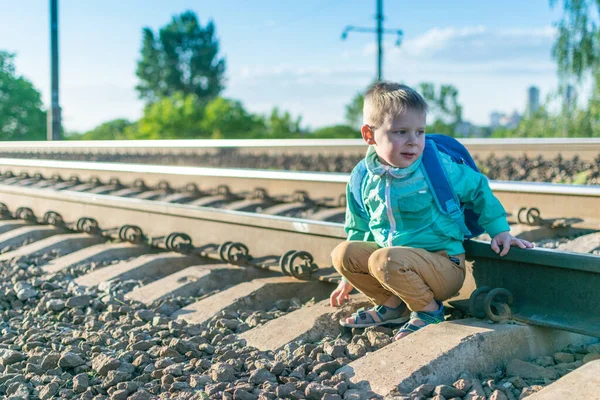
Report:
340,304,410,328
394,301,445,339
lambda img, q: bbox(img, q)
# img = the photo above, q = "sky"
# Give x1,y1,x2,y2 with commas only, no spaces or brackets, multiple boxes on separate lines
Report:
0,0,585,133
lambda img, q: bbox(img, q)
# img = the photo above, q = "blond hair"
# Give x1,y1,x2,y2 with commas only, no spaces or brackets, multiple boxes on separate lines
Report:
363,82,428,127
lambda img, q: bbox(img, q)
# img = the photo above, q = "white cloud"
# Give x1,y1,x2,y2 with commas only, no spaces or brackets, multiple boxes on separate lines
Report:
402,25,488,56
495,26,556,38
372,25,557,65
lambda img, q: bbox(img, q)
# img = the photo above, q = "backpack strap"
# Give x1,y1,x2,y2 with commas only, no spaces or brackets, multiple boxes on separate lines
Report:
422,140,472,236
349,159,369,220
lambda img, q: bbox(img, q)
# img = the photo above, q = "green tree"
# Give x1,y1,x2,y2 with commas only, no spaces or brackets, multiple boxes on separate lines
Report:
73,118,134,140
136,92,206,139
418,83,463,135
267,107,304,137
345,92,364,129
0,51,46,140
511,106,597,138
550,0,600,134
550,0,599,81
490,127,515,138
418,83,462,123
200,97,266,138
312,124,357,138
490,105,598,138
511,107,555,138
135,11,226,104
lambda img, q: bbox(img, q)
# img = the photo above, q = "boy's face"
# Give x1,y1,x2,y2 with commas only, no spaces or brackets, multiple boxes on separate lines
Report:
362,108,426,168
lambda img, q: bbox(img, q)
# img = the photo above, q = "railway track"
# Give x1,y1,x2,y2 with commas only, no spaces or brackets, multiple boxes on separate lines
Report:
0,158,599,235
1,137,600,163
0,160,598,398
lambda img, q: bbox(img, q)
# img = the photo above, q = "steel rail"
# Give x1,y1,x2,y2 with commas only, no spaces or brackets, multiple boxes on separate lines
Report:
0,158,598,228
0,184,598,337
460,241,600,338
0,158,348,205
0,184,344,275
0,137,599,160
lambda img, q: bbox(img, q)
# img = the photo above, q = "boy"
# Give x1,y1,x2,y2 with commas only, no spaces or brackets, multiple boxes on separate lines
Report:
330,82,533,340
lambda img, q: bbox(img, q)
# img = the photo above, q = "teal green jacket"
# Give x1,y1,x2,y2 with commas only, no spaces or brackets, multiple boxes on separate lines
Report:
345,146,510,256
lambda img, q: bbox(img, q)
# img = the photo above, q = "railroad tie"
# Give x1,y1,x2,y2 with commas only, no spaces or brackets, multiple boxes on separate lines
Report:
338,320,595,396
0,225,66,251
74,252,203,289
241,295,371,352
528,359,600,399
125,263,277,304
42,241,155,274
0,232,105,262
0,220,32,235
173,276,331,326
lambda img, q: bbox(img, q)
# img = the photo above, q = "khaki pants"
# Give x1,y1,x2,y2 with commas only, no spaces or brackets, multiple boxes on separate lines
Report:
331,241,466,311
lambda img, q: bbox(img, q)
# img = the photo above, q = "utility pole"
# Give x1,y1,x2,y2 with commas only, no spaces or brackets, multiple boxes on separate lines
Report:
341,0,402,82
48,0,62,140
376,0,383,82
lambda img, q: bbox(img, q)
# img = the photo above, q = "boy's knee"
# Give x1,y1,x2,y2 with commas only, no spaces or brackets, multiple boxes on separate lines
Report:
331,241,356,271
368,248,393,278
368,247,415,280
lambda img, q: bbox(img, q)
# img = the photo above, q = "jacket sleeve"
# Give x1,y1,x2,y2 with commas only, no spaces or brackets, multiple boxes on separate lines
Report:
444,158,510,238
344,183,375,241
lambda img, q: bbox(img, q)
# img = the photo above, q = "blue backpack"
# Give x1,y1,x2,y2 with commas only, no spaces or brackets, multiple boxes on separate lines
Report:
349,134,484,239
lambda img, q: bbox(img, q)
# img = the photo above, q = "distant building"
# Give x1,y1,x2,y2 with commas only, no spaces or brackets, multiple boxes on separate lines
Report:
490,112,503,129
489,111,522,130
527,86,540,116
455,121,472,137
508,111,521,129
454,121,486,137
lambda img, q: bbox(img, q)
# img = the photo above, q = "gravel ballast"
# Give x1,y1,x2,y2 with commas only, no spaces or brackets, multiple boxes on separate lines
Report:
0,239,598,399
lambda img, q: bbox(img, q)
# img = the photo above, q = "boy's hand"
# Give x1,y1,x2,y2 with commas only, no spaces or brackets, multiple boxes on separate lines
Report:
491,231,534,256
330,280,353,307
